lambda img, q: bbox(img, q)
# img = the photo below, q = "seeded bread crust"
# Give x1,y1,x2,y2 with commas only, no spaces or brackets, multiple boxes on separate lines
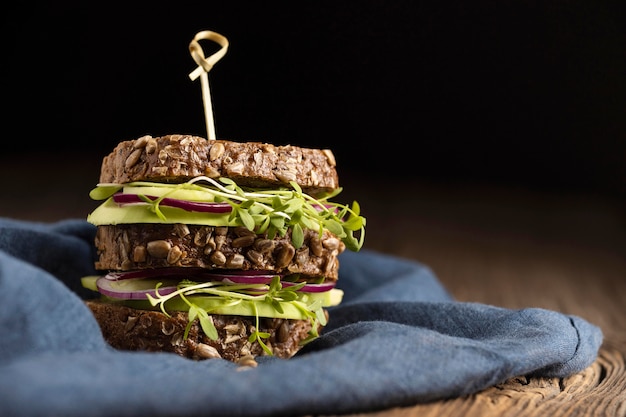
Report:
85,300,320,361
99,134,339,196
94,224,345,280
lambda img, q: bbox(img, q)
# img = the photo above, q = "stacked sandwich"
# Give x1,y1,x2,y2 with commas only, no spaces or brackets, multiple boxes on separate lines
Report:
82,134,365,363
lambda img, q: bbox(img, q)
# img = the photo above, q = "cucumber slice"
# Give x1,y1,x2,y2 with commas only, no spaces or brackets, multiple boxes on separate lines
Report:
87,197,233,226
122,185,218,202
81,275,343,320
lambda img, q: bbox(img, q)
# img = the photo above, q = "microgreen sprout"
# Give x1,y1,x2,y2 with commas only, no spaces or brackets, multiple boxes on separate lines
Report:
92,176,366,251
249,303,272,355
145,276,325,354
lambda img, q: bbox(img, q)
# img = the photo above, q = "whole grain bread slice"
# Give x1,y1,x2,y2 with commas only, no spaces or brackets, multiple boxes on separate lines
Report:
99,134,339,196
85,300,321,362
94,224,345,280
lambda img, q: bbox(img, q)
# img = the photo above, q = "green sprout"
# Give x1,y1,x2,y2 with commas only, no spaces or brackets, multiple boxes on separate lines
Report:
145,276,325,355
91,176,366,251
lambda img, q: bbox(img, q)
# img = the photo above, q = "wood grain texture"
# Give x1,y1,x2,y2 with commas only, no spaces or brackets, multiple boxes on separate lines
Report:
327,349,624,417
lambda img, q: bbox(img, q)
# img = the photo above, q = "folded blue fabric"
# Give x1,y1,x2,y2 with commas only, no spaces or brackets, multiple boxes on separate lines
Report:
0,218,603,417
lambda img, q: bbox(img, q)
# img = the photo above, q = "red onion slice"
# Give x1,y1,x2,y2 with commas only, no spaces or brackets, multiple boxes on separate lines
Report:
113,193,232,213
204,272,336,291
103,268,195,281
96,277,179,300
98,268,335,299
284,281,336,292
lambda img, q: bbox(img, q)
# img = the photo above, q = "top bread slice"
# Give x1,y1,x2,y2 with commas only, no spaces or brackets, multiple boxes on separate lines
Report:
99,134,339,196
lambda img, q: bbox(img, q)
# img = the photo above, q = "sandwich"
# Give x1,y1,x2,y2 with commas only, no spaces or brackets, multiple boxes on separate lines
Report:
81,134,365,364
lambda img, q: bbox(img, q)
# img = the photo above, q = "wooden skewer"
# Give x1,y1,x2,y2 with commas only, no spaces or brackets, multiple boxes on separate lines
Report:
189,30,229,140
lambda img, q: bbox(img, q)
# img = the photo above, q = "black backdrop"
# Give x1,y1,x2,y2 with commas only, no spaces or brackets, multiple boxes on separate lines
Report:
2,1,624,197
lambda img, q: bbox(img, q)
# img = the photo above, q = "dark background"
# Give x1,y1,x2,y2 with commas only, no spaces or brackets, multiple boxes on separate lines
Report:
2,1,625,198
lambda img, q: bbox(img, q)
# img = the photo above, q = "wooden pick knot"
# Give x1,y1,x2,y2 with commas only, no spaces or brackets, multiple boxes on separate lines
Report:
188,31,229,81
188,30,229,140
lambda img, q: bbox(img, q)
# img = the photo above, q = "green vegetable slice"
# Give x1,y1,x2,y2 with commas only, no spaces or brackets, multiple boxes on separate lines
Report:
88,176,366,251
81,274,343,350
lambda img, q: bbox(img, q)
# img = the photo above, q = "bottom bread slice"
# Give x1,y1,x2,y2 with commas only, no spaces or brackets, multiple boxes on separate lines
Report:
85,300,322,362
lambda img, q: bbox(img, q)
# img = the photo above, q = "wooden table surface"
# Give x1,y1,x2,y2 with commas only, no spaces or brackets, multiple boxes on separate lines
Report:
1,156,624,417
334,172,626,417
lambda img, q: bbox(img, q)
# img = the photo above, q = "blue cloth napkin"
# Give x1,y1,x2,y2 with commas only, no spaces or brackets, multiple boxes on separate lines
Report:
0,218,603,417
